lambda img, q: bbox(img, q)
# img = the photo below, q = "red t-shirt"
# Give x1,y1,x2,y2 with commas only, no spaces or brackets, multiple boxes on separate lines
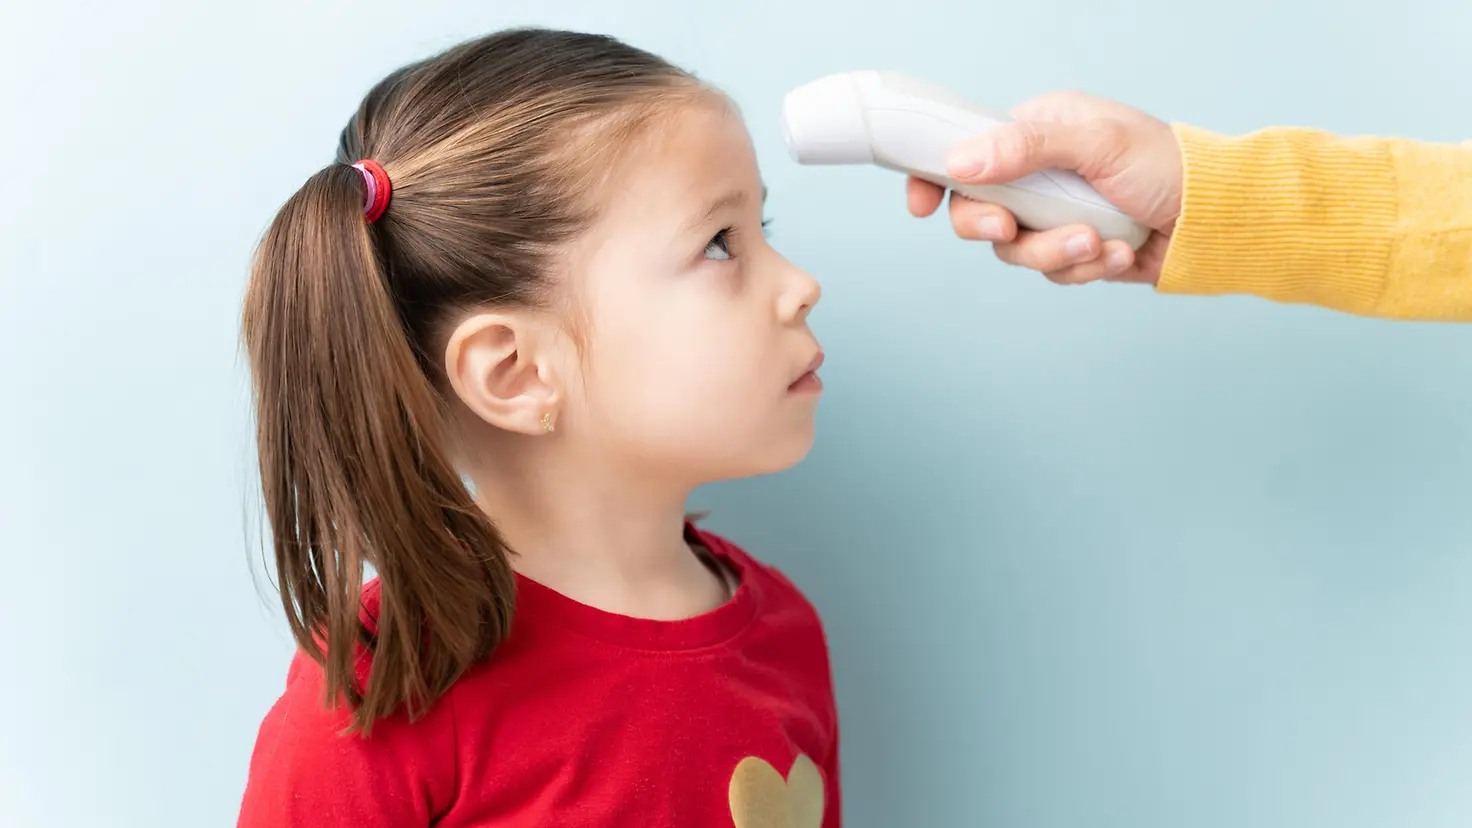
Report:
236,526,841,827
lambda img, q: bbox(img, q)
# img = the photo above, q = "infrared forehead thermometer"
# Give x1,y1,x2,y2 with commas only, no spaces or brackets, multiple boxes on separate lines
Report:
781,71,1151,250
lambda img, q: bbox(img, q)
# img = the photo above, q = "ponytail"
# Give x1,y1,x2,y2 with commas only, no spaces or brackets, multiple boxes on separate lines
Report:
242,164,515,735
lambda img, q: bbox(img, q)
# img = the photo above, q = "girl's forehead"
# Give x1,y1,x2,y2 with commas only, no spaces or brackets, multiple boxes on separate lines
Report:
607,106,762,222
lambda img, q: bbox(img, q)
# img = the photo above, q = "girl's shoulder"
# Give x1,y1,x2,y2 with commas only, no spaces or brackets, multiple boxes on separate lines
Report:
239,604,460,824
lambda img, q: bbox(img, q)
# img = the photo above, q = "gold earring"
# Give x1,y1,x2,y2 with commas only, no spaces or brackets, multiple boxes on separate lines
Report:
540,412,555,433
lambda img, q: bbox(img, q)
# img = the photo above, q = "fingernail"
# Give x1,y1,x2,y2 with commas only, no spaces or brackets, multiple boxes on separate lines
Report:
1064,235,1094,261
1106,248,1130,270
977,217,1003,239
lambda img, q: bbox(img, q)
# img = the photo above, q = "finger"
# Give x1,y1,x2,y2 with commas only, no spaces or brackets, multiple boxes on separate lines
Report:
992,224,1104,273
1040,239,1137,285
944,119,1122,185
947,192,1018,242
906,177,945,217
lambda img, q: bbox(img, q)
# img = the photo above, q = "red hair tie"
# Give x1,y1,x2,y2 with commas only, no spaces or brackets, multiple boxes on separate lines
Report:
351,159,392,223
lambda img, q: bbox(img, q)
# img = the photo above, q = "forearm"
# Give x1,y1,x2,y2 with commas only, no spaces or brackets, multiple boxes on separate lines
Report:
1157,124,1472,321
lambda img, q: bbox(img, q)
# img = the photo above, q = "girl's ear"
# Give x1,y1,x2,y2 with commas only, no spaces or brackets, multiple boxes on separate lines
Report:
443,311,561,435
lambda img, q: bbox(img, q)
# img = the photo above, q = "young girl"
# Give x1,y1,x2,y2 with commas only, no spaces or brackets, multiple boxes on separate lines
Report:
235,27,838,828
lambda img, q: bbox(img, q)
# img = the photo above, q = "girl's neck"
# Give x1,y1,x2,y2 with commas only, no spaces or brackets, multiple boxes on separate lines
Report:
467,456,727,621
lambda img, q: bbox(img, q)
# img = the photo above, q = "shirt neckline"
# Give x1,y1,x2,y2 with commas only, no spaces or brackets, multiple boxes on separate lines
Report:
511,523,762,652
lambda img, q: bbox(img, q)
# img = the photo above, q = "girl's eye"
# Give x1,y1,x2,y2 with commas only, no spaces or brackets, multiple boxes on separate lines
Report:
703,219,772,262
704,229,733,261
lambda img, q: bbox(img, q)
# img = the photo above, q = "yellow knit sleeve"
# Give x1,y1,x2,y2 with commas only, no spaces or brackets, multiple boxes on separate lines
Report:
1156,123,1472,322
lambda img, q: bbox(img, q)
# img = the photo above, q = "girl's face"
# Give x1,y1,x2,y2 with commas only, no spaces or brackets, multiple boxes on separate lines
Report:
557,101,824,487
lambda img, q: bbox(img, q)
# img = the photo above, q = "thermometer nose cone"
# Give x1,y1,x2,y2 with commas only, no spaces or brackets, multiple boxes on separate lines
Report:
781,74,875,165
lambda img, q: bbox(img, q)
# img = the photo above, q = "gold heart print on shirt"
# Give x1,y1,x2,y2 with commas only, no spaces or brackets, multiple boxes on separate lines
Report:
728,754,825,828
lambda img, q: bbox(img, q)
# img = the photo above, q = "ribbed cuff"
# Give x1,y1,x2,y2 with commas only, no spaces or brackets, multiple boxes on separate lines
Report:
1157,124,1398,314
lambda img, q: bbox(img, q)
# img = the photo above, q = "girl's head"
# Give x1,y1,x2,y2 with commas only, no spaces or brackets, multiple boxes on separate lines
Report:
243,28,822,732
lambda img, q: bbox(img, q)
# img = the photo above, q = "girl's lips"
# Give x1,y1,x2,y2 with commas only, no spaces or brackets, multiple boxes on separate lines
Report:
789,352,824,392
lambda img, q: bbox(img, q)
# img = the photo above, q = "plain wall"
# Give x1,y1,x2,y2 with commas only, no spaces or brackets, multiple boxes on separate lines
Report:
6,0,1472,825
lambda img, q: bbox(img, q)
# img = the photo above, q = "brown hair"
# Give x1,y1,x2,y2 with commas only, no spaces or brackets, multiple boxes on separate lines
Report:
242,28,703,734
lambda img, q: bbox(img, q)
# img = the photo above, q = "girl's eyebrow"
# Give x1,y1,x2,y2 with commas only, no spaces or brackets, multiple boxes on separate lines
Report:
682,184,768,235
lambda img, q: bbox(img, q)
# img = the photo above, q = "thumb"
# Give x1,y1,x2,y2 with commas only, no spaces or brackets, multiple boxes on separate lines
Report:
945,120,1118,185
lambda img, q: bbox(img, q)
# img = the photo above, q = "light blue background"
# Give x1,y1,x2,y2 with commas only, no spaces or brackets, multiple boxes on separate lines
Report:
6,1,1472,825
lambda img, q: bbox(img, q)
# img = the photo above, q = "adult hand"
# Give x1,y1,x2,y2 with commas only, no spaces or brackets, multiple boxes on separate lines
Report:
906,91,1183,286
